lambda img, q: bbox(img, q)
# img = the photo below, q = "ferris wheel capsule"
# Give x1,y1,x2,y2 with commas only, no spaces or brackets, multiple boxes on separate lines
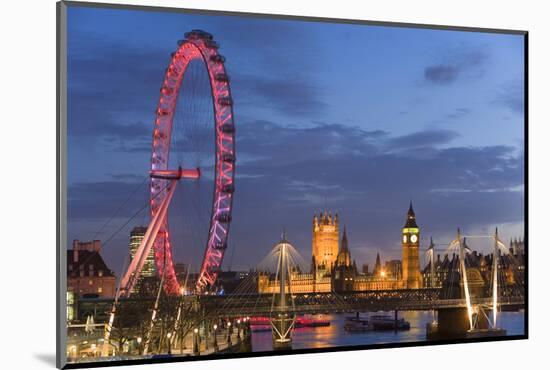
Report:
210,54,226,63
220,123,235,134
217,96,233,106
215,73,230,83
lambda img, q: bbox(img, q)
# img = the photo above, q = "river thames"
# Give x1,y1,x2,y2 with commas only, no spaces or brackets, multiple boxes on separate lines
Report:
251,311,525,351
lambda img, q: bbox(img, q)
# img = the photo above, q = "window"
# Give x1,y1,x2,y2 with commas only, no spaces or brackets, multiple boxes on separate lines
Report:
88,279,93,286
67,306,74,321
97,287,103,293
98,270,103,277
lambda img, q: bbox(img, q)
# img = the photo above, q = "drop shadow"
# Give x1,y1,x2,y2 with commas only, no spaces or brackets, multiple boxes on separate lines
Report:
34,353,57,367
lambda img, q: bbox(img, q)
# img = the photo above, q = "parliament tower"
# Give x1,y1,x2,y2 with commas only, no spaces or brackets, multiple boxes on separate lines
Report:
402,202,421,289
312,211,339,272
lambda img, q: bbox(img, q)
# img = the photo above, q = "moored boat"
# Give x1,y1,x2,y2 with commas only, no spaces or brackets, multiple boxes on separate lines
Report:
250,315,330,332
344,313,373,332
370,314,410,331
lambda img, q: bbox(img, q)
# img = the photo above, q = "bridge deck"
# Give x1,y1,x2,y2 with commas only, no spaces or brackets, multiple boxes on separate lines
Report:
74,289,524,321
200,289,524,316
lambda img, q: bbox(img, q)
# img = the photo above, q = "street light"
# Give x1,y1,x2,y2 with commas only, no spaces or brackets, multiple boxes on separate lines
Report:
226,322,232,345
136,337,142,355
166,332,172,355
236,319,241,341
193,328,199,355
244,317,250,336
213,324,218,352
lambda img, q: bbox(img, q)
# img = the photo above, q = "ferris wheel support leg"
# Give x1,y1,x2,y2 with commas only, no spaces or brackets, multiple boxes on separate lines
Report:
120,180,178,294
101,180,178,357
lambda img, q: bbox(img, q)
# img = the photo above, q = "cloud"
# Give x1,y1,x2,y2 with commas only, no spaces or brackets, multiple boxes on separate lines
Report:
233,121,521,200
494,80,524,114
67,119,524,272
215,17,320,72
108,173,148,181
423,49,489,85
210,19,326,118
68,90,151,140
446,107,471,120
424,65,459,84
226,120,524,264
67,21,327,155
236,120,386,170
67,33,168,152
234,74,327,117
68,180,149,220
387,129,459,149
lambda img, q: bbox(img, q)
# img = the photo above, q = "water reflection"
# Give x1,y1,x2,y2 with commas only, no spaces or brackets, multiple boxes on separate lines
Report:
251,311,525,352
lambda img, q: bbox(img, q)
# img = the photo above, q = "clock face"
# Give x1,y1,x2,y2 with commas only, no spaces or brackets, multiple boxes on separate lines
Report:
402,235,407,243
410,234,418,243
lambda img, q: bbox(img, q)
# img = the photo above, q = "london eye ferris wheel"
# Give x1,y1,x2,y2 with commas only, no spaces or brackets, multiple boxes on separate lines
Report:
149,29,236,295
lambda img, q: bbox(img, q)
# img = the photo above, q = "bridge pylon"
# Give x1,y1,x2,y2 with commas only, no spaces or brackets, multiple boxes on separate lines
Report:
270,232,296,350
427,228,514,340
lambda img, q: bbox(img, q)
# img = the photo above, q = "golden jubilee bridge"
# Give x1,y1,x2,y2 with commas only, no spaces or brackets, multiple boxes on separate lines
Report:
76,288,524,329
192,290,525,318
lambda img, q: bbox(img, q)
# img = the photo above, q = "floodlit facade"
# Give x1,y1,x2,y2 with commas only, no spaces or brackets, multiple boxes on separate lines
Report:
312,211,339,272
402,202,422,289
67,241,116,298
129,226,156,293
259,208,418,294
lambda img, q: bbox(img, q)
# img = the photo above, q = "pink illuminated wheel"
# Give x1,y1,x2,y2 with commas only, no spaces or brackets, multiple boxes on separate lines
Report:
150,30,235,295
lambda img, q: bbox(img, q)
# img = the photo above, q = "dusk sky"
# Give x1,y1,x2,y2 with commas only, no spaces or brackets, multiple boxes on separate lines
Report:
67,6,525,277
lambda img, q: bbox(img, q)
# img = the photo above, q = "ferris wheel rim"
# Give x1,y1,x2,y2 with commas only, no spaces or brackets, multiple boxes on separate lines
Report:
150,31,235,295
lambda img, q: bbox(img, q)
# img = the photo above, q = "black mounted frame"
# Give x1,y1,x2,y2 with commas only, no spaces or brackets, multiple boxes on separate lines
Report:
57,1,528,369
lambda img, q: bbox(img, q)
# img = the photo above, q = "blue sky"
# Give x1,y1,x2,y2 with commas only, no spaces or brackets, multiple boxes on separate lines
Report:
67,6,525,276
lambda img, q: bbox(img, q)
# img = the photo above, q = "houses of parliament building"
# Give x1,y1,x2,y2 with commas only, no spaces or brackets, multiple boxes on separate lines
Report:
258,203,423,293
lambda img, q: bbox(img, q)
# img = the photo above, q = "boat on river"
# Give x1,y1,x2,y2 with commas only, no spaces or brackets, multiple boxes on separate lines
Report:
344,315,372,332
250,315,330,332
370,314,410,331
344,313,410,332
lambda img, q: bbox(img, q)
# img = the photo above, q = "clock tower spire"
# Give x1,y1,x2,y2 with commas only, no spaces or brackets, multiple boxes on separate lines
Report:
402,201,421,289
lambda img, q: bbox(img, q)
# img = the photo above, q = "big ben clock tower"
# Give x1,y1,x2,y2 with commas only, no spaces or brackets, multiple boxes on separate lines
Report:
402,202,421,289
